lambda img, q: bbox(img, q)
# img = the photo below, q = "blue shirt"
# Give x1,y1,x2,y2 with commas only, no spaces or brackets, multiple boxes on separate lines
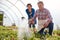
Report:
26,8,36,24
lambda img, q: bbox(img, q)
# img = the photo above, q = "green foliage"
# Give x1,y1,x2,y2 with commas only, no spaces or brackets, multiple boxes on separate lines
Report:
0,14,3,21
46,36,60,40
0,26,60,40
23,30,60,40
0,26,18,40
53,30,60,35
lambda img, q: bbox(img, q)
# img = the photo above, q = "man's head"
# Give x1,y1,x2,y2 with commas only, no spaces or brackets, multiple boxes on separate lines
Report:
37,1,44,10
27,3,32,9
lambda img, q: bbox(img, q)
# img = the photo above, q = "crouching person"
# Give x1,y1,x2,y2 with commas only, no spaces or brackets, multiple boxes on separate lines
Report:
33,1,54,35
26,3,37,32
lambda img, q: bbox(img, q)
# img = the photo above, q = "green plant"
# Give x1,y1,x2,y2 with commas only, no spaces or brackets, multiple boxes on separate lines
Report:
0,26,18,40
22,30,60,40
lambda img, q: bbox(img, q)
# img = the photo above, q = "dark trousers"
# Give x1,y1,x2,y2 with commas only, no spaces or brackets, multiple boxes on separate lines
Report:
38,22,54,35
29,24,35,28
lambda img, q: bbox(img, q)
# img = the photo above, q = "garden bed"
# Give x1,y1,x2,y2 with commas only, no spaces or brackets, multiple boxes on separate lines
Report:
22,30,60,40
0,26,18,40
0,26,60,40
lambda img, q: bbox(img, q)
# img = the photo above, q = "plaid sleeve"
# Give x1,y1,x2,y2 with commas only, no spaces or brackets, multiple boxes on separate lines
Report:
46,9,52,22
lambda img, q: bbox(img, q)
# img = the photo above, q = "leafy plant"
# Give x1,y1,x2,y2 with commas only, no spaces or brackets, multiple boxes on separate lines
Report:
0,26,18,40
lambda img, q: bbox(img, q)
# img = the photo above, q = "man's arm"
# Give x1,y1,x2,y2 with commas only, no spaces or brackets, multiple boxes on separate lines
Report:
44,9,52,27
46,10,52,24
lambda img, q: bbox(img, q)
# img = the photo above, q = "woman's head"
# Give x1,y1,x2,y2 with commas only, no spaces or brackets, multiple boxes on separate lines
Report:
27,3,32,9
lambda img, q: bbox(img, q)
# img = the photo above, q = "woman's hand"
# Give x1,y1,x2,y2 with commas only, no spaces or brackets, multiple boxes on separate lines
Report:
28,19,34,24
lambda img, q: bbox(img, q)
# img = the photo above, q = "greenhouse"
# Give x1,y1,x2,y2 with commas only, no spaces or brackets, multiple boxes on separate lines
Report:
0,0,60,40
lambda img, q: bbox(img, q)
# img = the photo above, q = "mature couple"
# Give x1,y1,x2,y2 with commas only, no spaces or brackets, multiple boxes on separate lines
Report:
26,1,53,35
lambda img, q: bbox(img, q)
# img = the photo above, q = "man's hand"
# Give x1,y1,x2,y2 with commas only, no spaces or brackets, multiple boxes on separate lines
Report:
43,19,51,28
43,22,49,28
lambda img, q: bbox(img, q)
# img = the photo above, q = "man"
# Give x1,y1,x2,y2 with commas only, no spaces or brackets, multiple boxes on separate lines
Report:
26,4,36,32
33,1,53,35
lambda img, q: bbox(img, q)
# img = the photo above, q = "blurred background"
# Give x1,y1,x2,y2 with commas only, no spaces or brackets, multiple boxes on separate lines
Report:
0,0,60,30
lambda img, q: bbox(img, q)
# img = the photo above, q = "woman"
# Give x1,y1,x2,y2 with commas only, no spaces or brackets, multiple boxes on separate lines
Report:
26,3,36,32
